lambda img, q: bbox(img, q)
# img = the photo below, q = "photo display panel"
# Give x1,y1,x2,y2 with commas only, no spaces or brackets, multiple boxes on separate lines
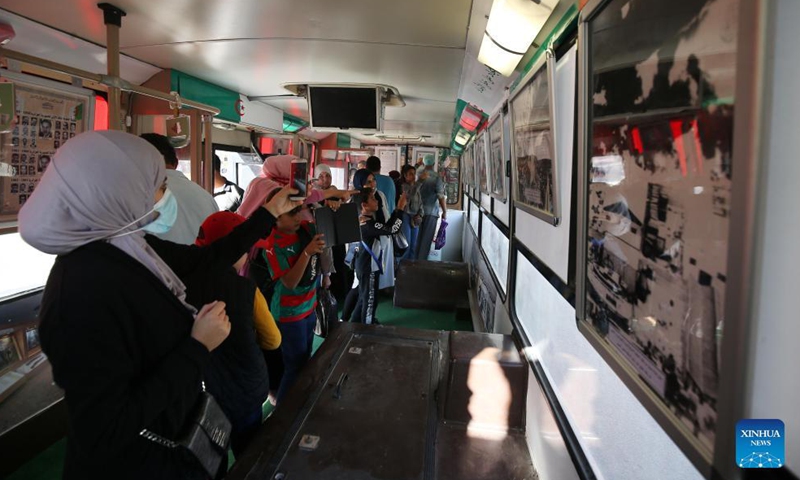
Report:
510,57,558,223
579,0,739,461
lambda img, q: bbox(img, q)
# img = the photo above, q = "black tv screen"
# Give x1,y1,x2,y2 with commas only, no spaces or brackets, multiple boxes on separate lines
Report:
308,86,379,130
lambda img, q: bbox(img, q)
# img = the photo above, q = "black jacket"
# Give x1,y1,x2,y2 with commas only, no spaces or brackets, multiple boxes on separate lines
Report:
40,207,275,479
183,269,270,432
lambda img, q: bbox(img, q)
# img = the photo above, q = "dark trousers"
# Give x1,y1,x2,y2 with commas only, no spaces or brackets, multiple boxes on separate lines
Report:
352,267,379,324
230,408,263,458
329,244,352,305
415,214,439,261
342,286,360,321
276,312,317,402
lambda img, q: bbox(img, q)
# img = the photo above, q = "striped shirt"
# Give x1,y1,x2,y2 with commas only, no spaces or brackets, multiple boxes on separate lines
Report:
264,223,318,322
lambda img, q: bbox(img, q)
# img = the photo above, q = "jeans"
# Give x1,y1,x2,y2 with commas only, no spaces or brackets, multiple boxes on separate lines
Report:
399,212,420,262
276,312,317,402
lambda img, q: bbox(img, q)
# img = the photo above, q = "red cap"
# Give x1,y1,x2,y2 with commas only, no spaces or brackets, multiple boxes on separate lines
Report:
195,211,246,247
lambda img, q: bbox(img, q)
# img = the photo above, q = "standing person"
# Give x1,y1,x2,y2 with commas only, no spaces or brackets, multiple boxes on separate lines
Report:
399,165,424,261
352,169,395,290
313,164,350,304
190,211,282,457
389,170,402,206
416,156,447,261
18,131,299,479
351,188,405,325
140,133,218,245
212,154,244,212
366,155,396,213
264,206,326,402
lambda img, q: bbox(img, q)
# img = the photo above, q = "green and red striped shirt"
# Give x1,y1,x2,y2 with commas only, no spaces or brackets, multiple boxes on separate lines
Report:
264,223,318,322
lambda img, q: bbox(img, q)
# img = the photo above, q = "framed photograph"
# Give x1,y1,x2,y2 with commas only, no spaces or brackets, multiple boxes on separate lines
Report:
509,51,559,225
0,70,94,227
487,113,507,202
412,146,437,171
575,0,750,475
462,142,474,190
475,131,489,195
0,332,21,374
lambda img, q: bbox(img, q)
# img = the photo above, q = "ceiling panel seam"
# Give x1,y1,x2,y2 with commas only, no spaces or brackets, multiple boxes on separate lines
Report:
121,37,468,51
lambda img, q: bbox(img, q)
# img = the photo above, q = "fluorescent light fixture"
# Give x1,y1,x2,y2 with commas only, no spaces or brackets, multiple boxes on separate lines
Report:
455,129,471,146
477,0,558,76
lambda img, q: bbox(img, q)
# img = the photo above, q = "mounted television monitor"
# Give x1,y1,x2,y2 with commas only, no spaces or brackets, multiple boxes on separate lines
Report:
308,86,382,131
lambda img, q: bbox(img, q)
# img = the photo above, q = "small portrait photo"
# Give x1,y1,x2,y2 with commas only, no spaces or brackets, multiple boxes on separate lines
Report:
11,136,18,147
38,155,51,172
69,132,75,139
20,165,27,175
31,139,37,149
13,126,19,135
11,153,18,162
70,122,76,132
30,117,38,127
21,116,29,126
21,154,27,163
28,183,35,193
22,137,28,147
22,126,28,137
38,119,52,138
55,131,61,140
55,120,61,130
10,183,18,193
19,194,27,205
54,140,60,149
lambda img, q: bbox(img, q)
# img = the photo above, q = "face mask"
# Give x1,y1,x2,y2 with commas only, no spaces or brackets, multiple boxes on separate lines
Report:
142,189,178,234
108,188,178,238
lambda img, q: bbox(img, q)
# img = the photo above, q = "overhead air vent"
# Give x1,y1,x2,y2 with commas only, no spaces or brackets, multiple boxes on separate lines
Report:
374,134,431,142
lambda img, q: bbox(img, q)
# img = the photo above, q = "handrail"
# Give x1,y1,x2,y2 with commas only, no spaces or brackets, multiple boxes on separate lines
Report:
0,47,220,116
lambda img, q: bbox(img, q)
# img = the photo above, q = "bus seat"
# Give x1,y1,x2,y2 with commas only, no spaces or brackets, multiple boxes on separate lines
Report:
393,260,469,311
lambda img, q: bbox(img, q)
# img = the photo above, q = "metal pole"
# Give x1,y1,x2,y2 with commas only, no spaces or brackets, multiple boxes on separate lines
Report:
203,114,214,194
98,3,126,131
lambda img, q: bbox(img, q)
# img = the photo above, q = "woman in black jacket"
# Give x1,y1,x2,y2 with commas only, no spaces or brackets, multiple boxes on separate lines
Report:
18,131,299,479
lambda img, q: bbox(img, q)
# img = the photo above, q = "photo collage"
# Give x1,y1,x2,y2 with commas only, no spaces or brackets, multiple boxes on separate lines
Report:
0,82,87,218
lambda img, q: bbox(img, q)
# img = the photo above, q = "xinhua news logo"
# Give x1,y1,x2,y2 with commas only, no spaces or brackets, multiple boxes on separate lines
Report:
736,419,785,469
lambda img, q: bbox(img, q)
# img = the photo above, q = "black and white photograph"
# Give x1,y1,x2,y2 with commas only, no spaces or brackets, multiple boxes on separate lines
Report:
0,334,20,373
38,155,51,173
20,165,27,175
11,153,18,163
475,131,489,195
511,58,558,222
487,114,506,202
54,140,60,149
38,119,52,138
21,116,28,126
30,117,37,127
11,136,18,147
462,143,474,190
55,130,61,140
70,122,76,132
18,193,27,205
580,0,738,452
26,327,40,351
55,120,61,130
10,183,18,193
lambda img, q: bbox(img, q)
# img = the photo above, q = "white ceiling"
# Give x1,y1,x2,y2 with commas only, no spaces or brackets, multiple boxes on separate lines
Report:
0,0,478,146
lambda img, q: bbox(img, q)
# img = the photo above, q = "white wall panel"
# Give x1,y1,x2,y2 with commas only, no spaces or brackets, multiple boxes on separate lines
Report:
481,213,509,293
515,46,576,282
748,0,800,474
515,254,702,480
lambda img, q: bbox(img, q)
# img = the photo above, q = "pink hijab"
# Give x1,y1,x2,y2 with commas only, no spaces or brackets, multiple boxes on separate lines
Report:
237,154,323,219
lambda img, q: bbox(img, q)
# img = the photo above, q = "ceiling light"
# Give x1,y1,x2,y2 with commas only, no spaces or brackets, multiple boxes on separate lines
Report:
459,104,483,132
477,0,559,76
455,129,471,146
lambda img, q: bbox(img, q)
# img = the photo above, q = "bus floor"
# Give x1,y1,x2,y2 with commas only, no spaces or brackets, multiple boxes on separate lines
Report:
8,296,472,480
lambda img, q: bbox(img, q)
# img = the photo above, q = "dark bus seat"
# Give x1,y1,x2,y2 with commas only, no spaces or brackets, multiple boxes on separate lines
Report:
393,260,470,313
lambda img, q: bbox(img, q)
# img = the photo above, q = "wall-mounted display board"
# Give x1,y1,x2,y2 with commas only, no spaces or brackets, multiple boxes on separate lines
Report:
475,131,489,195
575,0,748,475
0,71,94,227
509,52,559,225
487,113,507,203
462,142,474,195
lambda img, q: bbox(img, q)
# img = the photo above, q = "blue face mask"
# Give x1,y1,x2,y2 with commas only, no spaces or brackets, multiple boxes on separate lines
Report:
142,189,178,234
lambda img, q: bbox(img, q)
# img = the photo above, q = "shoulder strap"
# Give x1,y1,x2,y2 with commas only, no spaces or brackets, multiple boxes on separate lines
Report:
360,240,384,275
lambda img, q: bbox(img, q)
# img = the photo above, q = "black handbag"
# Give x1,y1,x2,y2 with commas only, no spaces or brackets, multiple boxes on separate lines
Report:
393,230,409,252
140,386,232,479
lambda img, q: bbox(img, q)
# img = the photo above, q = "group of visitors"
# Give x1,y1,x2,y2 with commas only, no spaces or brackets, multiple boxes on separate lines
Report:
18,132,445,479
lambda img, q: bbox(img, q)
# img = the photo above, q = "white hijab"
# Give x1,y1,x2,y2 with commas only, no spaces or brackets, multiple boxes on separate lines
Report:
19,130,194,311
